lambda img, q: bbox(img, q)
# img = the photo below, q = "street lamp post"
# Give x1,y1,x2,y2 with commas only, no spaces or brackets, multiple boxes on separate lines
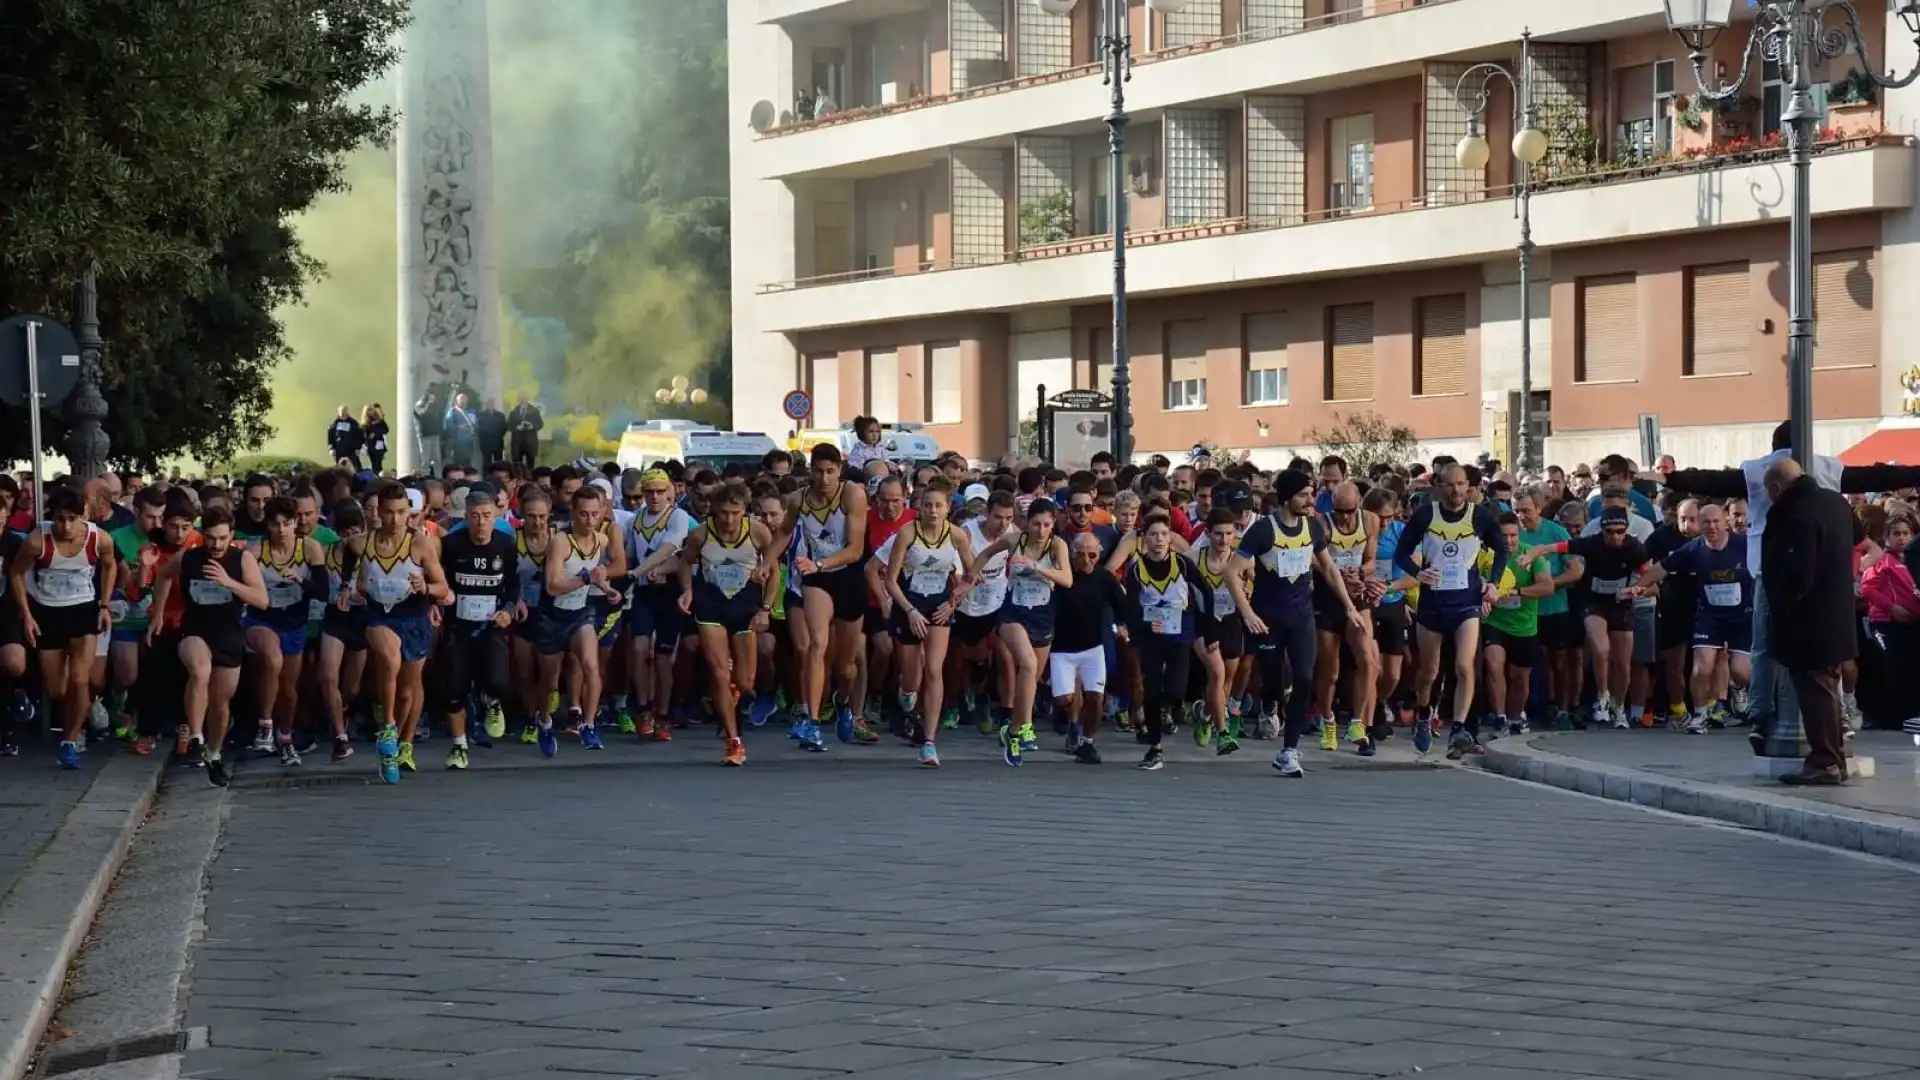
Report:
1038,0,1189,462
1663,0,1920,468
1453,32,1550,475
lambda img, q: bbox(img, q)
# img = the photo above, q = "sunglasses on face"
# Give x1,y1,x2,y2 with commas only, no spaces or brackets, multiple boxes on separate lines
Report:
1069,502,1093,511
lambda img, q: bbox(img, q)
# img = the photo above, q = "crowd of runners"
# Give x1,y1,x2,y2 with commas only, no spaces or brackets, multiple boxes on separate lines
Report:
8,428,1915,786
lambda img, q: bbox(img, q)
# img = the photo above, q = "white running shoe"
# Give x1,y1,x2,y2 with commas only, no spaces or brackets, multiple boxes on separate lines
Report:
1271,748,1304,777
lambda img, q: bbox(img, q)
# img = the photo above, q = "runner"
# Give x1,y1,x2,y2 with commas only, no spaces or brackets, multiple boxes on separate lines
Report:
356,481,451,782
879,479,974,768
625,469,694,741
1394,462,1505,759
1523,506,1649,729
534,484,625,754
105,486,167,741
953,488,1014,739
1311,482,1380,756
315,501,367,762
1191,507,1255,756
975,499,1070,766
9,486,116,770
1049,531,1135,765
242,495,328,765
431,486,518,770
509,486,555,745
148,505,269,786
1630,501,1753,734
1120,512,1197,771
785,444,870,750
1482,512,1555,739
676,479,779,767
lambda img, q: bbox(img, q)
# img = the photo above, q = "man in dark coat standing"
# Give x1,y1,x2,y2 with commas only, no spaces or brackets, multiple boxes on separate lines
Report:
476,399,508,466
1759,458,1858,785
508,393,544,469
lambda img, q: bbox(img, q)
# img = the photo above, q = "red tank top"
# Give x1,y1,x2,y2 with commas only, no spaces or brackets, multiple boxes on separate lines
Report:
866,508,916,606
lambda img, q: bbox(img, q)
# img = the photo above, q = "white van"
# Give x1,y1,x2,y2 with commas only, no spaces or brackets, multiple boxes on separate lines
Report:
788,423,942,468
616,422,780,473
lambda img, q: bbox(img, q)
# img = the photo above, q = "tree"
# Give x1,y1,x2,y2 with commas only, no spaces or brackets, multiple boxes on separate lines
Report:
0,0,407,467
1305,410,1419,477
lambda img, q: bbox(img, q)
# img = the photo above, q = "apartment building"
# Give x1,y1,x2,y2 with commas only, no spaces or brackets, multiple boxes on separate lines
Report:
727,0,1920,468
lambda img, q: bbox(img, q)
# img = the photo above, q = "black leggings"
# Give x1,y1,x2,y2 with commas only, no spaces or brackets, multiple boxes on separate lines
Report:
1254,613,1318,750
1137,636,1192,746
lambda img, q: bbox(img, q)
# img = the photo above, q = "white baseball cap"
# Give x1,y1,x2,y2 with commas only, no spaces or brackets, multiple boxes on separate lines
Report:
962,483,989,504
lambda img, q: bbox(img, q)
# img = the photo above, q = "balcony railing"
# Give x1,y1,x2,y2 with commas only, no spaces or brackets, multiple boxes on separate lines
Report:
759,131,1903,293
758,0,1449,139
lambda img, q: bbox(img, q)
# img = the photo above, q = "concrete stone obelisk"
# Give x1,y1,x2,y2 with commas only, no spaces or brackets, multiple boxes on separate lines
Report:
395,0,502,474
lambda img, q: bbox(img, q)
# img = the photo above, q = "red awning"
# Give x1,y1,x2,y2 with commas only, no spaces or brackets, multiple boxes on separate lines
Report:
1839,425,1920,467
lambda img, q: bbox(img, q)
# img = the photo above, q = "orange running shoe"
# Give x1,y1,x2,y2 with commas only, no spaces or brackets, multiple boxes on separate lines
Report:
722,737,746,766
636,714,657,737
647,724,673,743
173,726,191,758
131,736,155,756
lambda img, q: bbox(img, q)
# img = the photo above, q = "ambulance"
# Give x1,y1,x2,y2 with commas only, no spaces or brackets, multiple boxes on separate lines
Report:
788,423,942,468
616,421,780,473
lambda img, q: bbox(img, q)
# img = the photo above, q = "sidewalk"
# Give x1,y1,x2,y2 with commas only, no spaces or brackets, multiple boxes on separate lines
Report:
1481,727,1920,865
0,743,166,1080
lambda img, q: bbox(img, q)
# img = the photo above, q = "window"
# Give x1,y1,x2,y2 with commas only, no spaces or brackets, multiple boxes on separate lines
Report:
863,197,895,275
1164,319,1208,410
1325,303,1375,401
1328,114,1374,215
808,352,841,427
1089,326,1114,392
927,342,963,424
1242,313,1289,405
1685,262,1750,376
1575,274,1639,383
1762,53,1830,136
865,347,899,422
1813,248,1876,369
1615,60,1677,163
1414,294,1468,396
1328,0,1363,25
1090,154,1112,234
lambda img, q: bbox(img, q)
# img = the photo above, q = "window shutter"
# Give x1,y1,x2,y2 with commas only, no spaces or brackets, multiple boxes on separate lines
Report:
809,353,841,427
1089,327,1113,392
1243,313,1287,404
1327,303,1375,401
1814,248,1876,369
927,342,963,424
1167,319,1208,383
1577,274,1638,383
1686,262,1749,376
866,348,899,422
1415,294,1467,396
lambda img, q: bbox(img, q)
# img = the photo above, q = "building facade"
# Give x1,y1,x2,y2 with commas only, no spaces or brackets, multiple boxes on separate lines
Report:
728,0,1920,469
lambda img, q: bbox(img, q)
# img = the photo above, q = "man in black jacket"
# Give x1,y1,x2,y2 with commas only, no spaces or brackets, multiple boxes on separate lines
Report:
476,399,508,466
508,394,543,469
1760,458,1857,784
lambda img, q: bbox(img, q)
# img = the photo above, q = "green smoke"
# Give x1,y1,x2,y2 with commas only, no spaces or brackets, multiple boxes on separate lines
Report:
267,0,729,456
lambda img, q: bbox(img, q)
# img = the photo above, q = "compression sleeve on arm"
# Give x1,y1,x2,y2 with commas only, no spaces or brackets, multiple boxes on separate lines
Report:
1393,505,1433,579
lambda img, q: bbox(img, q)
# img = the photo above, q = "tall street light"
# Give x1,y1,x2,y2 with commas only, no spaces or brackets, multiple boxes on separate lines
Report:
1453,31,1550,475
1663,0,1920,467
1038,0,1189,462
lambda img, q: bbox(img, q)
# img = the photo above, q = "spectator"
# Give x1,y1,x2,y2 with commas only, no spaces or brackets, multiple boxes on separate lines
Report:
507,394,543,469
361,403,389,473
443,391,479,469
1760,458,1858,785
476,398,508,466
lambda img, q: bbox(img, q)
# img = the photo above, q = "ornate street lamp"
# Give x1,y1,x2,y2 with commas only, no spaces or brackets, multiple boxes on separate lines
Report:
1453,31,1550,474
1037,0,1189,461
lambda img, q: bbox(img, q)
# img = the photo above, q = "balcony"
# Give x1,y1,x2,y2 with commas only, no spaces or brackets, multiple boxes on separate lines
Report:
754,134,1913,333
746,0,1667,180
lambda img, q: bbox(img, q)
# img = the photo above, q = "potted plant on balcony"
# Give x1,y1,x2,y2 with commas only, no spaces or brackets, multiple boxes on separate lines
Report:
1828,68,1878,107
1018,189,1076,247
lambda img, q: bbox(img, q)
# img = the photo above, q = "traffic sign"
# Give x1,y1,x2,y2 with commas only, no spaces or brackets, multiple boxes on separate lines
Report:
0,314,82,409
782,389,812,421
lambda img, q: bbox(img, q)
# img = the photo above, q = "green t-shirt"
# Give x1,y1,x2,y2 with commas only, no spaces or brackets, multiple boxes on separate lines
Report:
1485,555,1539,638
108,525,151,629
310,524,339,547
1520,521,1572,616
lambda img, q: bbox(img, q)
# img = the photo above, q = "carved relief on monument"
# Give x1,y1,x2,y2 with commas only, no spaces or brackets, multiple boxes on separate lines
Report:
415,61,481,382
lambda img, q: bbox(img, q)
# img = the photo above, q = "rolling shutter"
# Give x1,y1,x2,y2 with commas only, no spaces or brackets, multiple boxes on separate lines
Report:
1327,302,1374,401
1577,274,1638,383
1814,248,1876,369
1686,262,1750,376
1415,294,1467,396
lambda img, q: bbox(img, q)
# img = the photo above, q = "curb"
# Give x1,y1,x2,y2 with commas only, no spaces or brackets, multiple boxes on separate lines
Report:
1479,737,1920,866
0,753,166,1080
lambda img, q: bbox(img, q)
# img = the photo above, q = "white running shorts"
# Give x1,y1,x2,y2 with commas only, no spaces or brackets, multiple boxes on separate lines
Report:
1048,646,1107,696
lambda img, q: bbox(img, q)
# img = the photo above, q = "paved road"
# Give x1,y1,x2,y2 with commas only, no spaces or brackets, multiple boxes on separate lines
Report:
0,737,109,904
179,756,1920,1080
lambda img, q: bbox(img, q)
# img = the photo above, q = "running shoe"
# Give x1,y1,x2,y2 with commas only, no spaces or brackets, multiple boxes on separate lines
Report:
131,736,154,756
332,737,354,763
723,737,746,766
938,707,959,731
788,710,809,741
749,695,778,728
851,718,881,743
616,708,637,735
375,722,401,764
378,757,399,785
580,724,604,751
1554,709,1574,731
797,719,826,752
1271,747,1304,777
1445,724,1477,760
206,755,231,787
1194,722,1213,748
57,741,82,770
537,723,559,759
1412,719,1433,755
397,742,418,772
1319,718,1339,752
918,742,940,768
1215,732,1239,756
279,739,302,767
1065,720,1083,754
975,702,998,736
1072,740,1101,765
1138,746,1164,771
250,727,275,755
446,744,470,770
647,722,673,742
999,724,1021,767
1356,738,1377,758
484,699,508,740
1017,721,1038,751
520,723,539,745
1345,718,1366,745
1684,713,1709,735
835,705,856,744
0,739,19,757
469,725,493,750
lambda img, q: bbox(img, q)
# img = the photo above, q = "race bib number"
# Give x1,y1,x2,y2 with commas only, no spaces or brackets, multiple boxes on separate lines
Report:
1332,547,1364,572
1271,545,1312,581
1012,575,1051,608
38,567,91,603
962,578,1006,615
552,586,589,611
366,576,410,607
709,562,751,596
1591,576,1626,596
1704,581,1742,607
1495,592,1522,610
909,569,948,597
808,528,844,559
109,597,131,621
1144,600,1181,634
1212,583,1235,615
308,599,326,623
455,593,496,622
130,595,152,621
1434,545,1471,591
188,578,233,605
268,580,304,609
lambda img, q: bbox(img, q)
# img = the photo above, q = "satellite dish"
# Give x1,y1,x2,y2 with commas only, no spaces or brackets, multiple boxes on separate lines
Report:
748,100,776,133
778,109,795,127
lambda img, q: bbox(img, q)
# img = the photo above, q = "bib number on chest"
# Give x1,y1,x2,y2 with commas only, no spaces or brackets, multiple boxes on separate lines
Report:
268,580,304,609
1012,575,1051,607
1591,576,1626,596
38,568,91,603
189,578,233,606
367,577,411,607
1144,599,1182,635
553,587,589,611
1271,546,1312,580
455,593,496,622
1703,581,1743,607
909,569,948,597
709,562,751,596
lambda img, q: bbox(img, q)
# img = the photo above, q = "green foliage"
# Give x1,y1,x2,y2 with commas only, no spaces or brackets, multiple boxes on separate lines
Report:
1018,190,1077,246
0,0,408,469
1305,410,1418,477
1829,68,1878,105
1541,102,1599,174
220,454,330,479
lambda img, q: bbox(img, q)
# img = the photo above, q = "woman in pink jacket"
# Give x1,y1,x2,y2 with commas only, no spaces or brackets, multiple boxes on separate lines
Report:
1860,511,1920,743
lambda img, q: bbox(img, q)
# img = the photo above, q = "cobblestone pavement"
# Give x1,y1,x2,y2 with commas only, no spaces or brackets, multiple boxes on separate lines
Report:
0,736,109,903
1521,729,1920,822
179,757,1920,1080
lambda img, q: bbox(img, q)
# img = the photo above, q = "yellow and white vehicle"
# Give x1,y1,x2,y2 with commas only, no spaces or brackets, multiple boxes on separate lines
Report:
616,421,780,472
788,423,942,467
